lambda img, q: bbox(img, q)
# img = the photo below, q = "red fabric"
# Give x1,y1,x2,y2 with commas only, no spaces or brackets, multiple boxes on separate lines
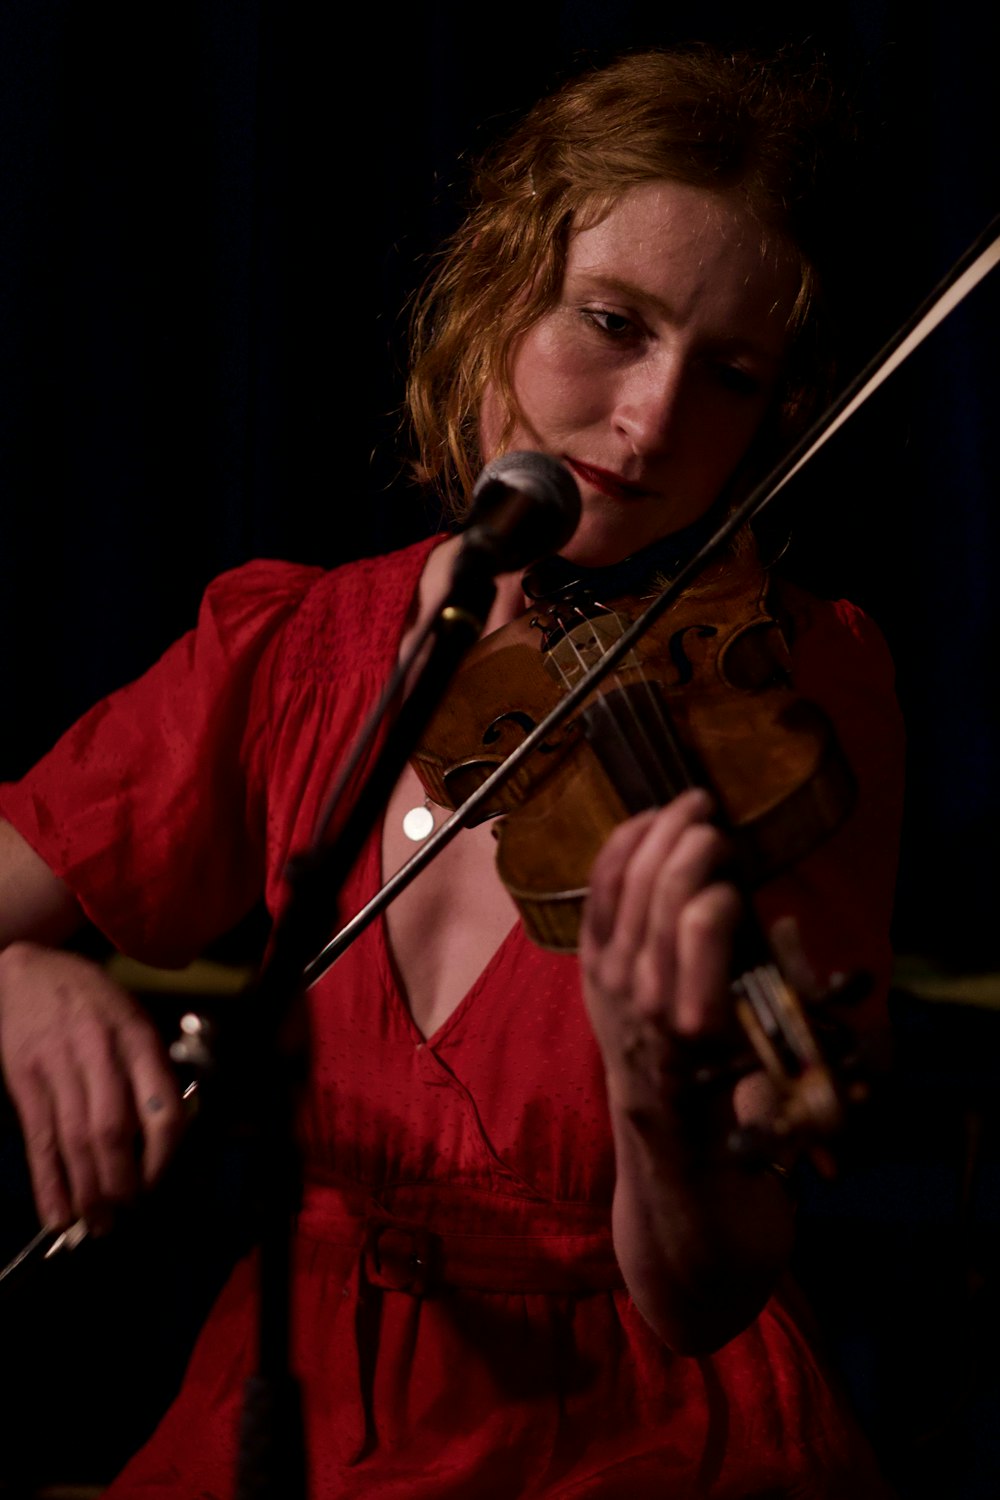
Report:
0,539,903,1498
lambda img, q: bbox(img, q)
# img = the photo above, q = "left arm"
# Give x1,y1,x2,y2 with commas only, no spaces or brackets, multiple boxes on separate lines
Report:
581,593,905,1354
580,789,795,1354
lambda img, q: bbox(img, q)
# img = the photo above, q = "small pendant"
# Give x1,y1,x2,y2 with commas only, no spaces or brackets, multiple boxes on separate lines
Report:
402,800,436,842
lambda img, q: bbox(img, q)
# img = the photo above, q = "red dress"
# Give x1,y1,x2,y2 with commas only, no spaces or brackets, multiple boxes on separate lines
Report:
0,537,904,1498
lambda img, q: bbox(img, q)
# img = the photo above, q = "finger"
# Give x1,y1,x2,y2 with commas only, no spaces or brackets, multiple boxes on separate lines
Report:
633,821,732,1017
133,1073,186,1186
672,881,742,1036
766,914,821,1001
583,791,714,990
80,1027,142,1208
44,1047,105,1223
10,1067,73,1229
581,808,658,953
616,793,718,953
116,1023,186,1185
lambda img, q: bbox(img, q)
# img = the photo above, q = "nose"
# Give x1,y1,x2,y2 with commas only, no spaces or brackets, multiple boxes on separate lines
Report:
612,354,688,459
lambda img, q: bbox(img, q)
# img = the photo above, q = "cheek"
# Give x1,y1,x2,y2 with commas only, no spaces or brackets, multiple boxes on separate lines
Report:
480,327,563,459
511,316,607,420
479,384,504,460
514,353,608,439
734,397,783,472
718,411,767,468
691,389,775,471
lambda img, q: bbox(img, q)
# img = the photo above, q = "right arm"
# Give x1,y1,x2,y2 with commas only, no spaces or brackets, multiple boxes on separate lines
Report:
0,561,329,1231
0,819,185,1231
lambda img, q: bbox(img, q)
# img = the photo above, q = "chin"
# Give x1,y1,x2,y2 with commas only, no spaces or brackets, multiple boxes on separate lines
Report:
558,508,673,570
558,536,635,569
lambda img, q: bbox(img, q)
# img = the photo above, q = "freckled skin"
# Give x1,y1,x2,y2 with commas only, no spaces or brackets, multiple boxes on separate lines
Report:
386,181,803,1351
388,179,800,1053
481,179,800,569
1,177,801,1353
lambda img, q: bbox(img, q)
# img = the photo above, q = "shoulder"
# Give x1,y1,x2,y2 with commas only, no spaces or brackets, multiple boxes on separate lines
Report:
193,558,326,647
770,577,905,827
267,534,446,681
186,536,443,672
772,577,898,703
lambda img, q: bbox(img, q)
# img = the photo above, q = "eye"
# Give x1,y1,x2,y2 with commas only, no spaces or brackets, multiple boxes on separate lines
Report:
580,306,637,339
713,363,764,397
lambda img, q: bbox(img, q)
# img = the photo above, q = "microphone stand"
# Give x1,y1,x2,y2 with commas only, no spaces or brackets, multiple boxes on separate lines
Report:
0,449,579,1492
231,551,500,1500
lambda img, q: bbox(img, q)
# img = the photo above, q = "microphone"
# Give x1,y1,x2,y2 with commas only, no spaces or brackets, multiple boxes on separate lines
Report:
457,451,581,576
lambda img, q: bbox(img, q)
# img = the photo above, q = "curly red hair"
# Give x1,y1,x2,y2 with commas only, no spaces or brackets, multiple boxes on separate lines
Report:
407,45,857,517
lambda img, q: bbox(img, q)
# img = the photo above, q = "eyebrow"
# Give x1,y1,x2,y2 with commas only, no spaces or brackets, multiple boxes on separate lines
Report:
566,272,788,366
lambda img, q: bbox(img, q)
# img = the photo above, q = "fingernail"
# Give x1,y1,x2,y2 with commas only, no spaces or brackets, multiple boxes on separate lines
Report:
684,787,714,815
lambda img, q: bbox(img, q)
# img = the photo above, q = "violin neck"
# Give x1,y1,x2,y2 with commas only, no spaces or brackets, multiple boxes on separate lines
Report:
580,680,698,812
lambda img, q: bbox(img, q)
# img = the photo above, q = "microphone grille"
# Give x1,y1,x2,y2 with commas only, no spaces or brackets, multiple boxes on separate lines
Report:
472,451,580,519
462,451,582,572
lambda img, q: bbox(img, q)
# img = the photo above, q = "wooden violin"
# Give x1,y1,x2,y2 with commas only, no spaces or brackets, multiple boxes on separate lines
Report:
413,535,853,950
3,217,995,1297
301,215,1000,1160
410,529,865,1163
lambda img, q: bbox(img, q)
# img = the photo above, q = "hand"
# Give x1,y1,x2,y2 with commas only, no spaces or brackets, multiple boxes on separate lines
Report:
579,789,742,1132
579,791,800,1350
0,942,186,1230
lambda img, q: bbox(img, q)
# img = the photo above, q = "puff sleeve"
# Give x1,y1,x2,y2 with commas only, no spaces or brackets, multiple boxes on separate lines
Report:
0,560,324,966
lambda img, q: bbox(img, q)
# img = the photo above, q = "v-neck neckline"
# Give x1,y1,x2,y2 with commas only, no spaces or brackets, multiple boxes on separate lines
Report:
374,854,522,1046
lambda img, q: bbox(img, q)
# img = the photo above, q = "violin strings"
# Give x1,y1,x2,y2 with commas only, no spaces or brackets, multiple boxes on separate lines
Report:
555,599,695,808
591,597,698,800
547,603,669,808
544,598,823,1099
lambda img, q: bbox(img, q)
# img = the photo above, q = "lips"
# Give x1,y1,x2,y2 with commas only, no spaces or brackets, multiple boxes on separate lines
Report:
565,458,648,501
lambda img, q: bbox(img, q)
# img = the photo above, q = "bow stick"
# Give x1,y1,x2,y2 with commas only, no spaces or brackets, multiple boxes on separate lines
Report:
304,212,1000,989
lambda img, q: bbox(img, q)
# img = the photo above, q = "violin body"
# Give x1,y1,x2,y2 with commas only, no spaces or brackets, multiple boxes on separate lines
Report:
412,539,856,953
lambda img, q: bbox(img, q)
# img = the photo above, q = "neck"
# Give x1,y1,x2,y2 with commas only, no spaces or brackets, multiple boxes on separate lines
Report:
424,534,529,639
484,569,530,634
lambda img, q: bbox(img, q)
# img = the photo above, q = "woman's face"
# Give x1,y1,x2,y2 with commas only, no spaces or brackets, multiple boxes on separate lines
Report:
481,179,801,567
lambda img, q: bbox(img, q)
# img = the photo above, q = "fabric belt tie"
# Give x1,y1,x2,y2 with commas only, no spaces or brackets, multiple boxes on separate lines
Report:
295,1180,625,1464
360,1212,625,1297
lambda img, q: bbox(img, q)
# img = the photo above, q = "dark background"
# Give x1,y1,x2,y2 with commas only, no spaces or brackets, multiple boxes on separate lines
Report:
0,1,998,1495
1,0,998,964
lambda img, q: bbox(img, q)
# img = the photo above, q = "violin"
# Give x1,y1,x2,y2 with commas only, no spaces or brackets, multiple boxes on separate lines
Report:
411,527,865,1163
413,535,854,949
310,211,998,1163
4,215,994,1291
305,211,998,1001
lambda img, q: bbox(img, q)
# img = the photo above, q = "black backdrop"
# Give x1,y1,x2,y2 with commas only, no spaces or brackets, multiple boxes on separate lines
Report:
1,1,999,1492
2,0,998,964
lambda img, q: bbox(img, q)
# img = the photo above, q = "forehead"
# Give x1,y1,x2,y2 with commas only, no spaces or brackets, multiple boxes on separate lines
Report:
566,180,801,336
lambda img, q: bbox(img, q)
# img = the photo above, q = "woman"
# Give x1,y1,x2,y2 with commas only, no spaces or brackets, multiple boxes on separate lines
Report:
0,45,903,1497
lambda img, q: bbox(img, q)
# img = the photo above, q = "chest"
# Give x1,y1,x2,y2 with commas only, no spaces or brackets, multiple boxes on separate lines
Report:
381,762,520,1039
